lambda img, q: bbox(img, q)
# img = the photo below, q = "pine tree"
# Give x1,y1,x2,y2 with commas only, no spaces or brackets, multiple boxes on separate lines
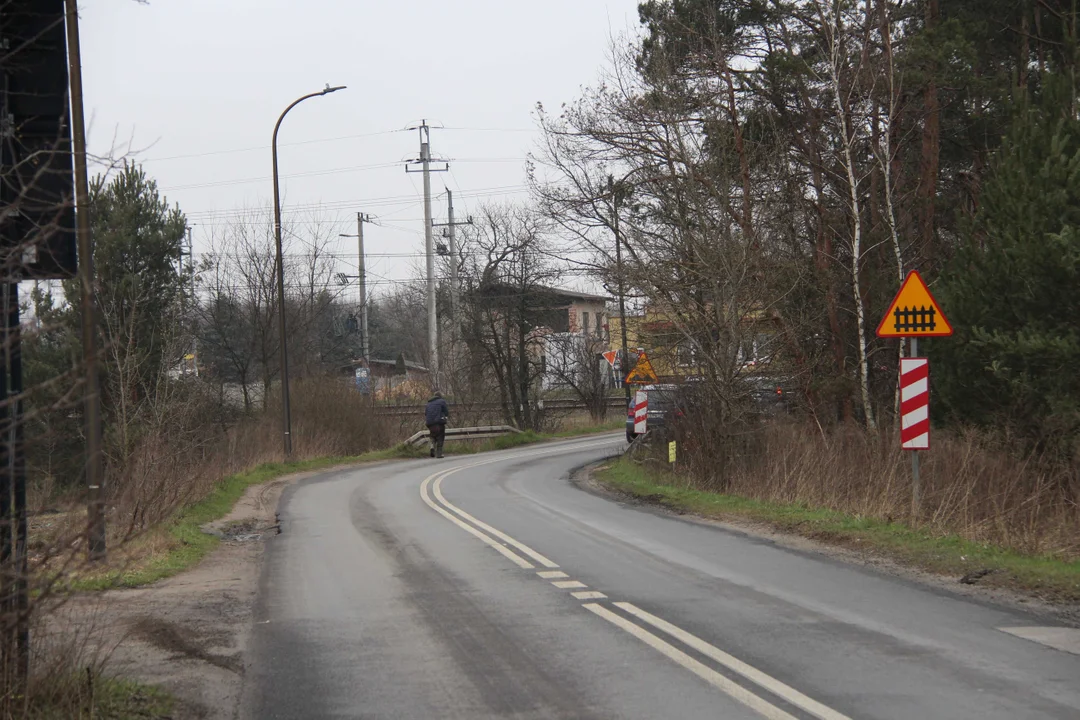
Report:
935,78,1080,452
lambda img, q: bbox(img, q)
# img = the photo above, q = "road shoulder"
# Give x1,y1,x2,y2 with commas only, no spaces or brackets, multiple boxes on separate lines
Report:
55,462,378,719
572,459,1080,629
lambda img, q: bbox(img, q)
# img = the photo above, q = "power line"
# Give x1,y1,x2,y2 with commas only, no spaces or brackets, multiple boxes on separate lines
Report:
144,128,409,162
160,161,401,192
182,184,530,221
161,158,525,193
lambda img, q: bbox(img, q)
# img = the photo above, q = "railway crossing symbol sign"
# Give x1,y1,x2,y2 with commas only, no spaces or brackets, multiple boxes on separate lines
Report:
876,270,953,338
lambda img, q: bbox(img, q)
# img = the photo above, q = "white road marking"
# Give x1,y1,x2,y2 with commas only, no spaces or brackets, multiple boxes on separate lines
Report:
615,602,852,720
538,570,569,579
999,627,1080,655
433,474,560,568
420,471,534,569
582,603,798,720
420,439,847,720
419,440,614,571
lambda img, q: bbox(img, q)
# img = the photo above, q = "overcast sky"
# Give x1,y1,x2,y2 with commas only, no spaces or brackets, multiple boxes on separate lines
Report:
79,0,642,296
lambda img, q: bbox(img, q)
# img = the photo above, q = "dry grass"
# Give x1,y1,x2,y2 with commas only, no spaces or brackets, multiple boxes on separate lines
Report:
670,418,1080,561
103,379,396,541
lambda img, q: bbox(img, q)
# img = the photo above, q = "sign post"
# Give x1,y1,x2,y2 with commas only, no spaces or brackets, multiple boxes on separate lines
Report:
876,271,952,520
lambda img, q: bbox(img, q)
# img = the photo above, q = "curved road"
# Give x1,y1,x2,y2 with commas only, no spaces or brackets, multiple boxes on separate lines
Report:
241,435,1080,719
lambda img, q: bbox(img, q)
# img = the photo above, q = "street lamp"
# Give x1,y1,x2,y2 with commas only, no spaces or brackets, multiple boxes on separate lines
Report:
272,84,346,456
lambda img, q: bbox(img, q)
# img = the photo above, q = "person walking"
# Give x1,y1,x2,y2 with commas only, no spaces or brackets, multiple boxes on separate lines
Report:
425,390,449,458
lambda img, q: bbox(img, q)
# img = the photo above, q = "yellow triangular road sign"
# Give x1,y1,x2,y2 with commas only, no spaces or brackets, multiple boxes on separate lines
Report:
625,351,659,384
877,270,953,338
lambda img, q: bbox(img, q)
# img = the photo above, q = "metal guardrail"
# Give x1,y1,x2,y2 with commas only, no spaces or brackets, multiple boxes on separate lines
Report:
404,425,523,447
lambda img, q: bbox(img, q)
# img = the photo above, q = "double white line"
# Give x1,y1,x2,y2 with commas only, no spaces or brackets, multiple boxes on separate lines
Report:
419,443,851,720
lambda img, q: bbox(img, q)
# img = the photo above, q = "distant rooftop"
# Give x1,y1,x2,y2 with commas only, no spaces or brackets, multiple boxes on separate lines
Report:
539,286,611,303
341,358,430,373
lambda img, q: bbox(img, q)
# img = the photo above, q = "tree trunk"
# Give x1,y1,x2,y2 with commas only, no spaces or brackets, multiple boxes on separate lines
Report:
918,0,941,264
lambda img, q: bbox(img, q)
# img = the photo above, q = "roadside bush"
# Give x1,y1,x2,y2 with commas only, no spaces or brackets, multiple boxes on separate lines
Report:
665,411,1079,559
107,378,397,539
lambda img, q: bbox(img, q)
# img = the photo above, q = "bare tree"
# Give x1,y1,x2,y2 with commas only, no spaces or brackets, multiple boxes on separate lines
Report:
457,203,559,430
195,207,353,410
543,331,611,421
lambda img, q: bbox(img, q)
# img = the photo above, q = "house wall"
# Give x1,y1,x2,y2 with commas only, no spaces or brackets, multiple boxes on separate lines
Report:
608,309,782,382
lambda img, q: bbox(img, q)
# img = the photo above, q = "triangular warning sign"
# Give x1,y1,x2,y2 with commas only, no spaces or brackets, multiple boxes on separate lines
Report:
625,351,659,384
602,350,618,368
876,270,953,338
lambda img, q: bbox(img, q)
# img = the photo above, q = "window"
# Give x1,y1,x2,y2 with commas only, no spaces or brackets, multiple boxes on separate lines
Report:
677,341,698,367
581,311,590,335
596,312,604,337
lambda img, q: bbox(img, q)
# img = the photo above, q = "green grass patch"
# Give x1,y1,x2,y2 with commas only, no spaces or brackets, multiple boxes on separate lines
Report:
595,458,1080,603
24,675,174,719
550,418,624,438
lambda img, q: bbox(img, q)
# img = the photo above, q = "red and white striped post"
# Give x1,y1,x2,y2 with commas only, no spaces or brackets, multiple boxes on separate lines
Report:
633,391,648,435
900,357,930,450
901,338,929,517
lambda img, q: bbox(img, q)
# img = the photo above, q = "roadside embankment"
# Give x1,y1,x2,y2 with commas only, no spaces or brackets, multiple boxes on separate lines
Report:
591,455,1080,612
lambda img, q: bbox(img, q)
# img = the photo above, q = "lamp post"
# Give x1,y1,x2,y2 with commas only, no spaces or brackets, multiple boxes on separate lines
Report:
272,84,345,456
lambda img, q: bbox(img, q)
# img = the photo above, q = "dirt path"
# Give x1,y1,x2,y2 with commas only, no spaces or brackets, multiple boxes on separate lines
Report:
88,476,288,719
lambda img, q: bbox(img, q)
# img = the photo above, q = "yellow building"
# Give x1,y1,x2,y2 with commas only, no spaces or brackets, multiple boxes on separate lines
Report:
608,306,780,382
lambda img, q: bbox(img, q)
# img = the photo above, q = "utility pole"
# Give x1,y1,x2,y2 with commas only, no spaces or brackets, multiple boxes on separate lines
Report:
610,176,632,409
339,214,374,365
432,189,472,334
405,120,448,385
447,189,459,324
66,0,106,563
182,225,197,377
356,212,371,364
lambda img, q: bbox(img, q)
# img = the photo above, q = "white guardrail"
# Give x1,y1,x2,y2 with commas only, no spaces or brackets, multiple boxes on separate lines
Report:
404,425,523,447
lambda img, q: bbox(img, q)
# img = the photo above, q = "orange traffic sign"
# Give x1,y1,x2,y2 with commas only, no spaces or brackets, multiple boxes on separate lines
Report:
877,270,953,337
602,350,619,368
625,351,659,384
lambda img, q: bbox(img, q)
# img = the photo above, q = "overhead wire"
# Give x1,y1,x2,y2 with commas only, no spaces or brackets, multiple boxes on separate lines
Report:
143,128,410,163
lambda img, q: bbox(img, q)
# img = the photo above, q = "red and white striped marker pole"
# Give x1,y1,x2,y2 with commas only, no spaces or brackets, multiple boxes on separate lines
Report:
900,357,930,449
633,391,648,434
901,337,928,517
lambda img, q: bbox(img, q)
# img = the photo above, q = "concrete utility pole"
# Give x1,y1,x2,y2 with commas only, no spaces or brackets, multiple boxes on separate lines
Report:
432,189,472,329
183,225,197,376
422,132,435,380
405,121,448,384
356,212,371,364
447,189,458,323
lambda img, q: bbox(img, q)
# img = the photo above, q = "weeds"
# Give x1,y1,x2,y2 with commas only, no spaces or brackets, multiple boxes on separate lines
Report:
664,415,1080,561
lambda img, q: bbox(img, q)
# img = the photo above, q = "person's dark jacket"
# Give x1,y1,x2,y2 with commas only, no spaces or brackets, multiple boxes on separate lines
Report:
425,395,449,426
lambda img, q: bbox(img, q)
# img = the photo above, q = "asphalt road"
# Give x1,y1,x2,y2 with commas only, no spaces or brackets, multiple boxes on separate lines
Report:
241,435,1080,719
